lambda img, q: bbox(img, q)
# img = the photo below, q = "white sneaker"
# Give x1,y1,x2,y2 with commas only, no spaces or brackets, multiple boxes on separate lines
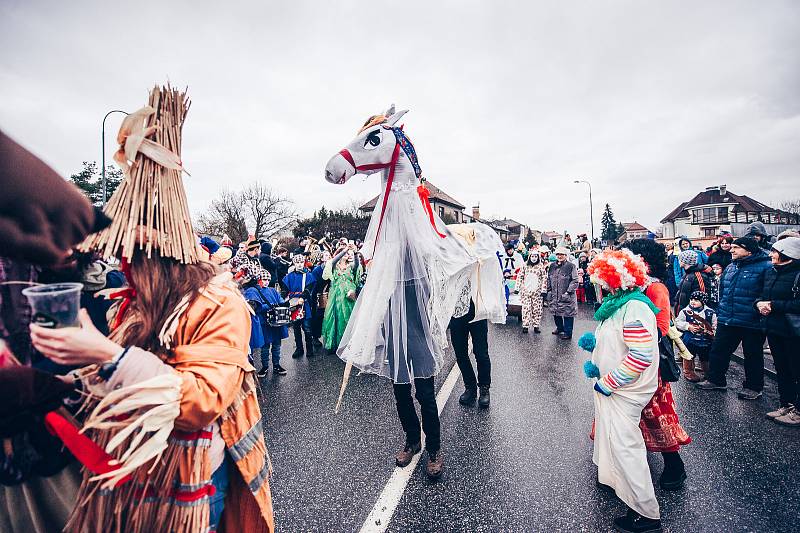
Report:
767,404,794,419
775,407,800,427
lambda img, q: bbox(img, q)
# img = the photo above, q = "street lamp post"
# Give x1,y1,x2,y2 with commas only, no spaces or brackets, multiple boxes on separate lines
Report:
101,110,129,206
573,180,594,244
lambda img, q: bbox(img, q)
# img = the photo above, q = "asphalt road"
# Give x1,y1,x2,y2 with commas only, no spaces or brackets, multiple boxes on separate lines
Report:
259,305,800,533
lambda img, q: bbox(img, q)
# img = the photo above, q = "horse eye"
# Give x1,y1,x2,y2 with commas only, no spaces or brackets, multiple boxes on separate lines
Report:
365,132,381,147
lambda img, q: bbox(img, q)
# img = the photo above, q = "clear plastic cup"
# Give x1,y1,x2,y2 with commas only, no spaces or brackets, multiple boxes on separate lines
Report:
22,283,83,329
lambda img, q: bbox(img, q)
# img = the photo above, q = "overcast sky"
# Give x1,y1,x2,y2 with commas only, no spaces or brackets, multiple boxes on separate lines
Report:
2,1,798,237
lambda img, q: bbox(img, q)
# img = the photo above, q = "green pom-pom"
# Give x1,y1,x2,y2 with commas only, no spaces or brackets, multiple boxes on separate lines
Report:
583,360,601,379
578,332,596,353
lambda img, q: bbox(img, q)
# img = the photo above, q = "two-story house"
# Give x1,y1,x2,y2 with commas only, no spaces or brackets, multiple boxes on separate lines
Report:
660,185,799,246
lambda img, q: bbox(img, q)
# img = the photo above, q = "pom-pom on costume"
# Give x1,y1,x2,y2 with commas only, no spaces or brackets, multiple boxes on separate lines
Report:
586,249,661,521
578,332,597,353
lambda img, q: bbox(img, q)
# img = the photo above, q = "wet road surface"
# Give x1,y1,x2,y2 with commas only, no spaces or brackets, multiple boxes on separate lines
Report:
260,305,800,532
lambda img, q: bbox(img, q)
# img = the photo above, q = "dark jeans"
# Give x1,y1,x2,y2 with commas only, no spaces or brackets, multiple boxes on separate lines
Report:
292,316,312,341
707,324,765,391
449,302,491,389
209,456,230,532
685,342,712,362
393,376,440,453
553,316,574,336
261,340,281,368
311,301,324,339
768,334,800,407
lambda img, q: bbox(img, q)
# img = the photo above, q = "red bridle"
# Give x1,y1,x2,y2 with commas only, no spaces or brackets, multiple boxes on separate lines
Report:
338,133,445,257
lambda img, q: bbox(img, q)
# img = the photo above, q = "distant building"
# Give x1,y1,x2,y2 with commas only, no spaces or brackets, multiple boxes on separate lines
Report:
359,181,467,223
489,218,528,242
660,185,800,244
541,231,563,245
359,182,538,244
618,221,652,242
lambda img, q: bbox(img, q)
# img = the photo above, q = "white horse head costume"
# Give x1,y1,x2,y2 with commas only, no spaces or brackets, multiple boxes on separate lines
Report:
325,104,506,412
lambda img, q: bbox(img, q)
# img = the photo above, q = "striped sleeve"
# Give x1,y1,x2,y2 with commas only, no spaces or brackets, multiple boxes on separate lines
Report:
595,319,655,395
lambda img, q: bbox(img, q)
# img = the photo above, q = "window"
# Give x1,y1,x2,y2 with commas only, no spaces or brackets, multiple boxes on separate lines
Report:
703,227,717,238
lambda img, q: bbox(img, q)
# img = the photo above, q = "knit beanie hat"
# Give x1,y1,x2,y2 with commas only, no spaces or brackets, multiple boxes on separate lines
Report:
690,290,707,304
678,249,698,266
777,229,800,241
733,237,760,255
772,237,800,260
745,221,768,237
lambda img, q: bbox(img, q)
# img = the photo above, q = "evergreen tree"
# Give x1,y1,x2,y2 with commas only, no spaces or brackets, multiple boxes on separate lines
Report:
601,203,619,242
68,161,124,205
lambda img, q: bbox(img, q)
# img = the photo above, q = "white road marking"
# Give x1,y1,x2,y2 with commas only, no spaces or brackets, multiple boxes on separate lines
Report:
358,363,462,533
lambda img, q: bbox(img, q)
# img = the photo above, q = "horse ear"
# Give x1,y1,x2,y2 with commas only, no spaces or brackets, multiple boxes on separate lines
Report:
384,104,395,116
385,109,408,126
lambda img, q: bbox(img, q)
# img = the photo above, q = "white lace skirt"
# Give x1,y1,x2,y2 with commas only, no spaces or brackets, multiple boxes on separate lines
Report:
337,186,475,383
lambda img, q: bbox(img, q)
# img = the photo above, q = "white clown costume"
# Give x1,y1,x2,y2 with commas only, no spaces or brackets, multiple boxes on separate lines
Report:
324,106,504,387
584,249,661,521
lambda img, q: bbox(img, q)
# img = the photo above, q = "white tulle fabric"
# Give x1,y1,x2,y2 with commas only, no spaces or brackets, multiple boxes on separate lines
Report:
337,157,489,384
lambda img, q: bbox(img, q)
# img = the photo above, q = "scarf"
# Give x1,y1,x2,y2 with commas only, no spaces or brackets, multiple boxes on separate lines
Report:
594,288,659,322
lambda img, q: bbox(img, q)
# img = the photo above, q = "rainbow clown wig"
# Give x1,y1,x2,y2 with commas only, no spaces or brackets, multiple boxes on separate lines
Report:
587,248,649,292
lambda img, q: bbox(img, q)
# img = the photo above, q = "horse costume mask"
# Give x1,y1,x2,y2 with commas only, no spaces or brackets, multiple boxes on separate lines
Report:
325,105,408,185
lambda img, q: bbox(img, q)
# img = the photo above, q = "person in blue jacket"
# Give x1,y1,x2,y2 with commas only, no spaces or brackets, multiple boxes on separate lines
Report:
697,237,771,399
243,269,289,377
281,253,317,358
671,236,706,287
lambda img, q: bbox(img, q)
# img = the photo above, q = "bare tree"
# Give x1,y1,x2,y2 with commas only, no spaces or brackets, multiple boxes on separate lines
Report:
777,198,800,215
196,183,298,243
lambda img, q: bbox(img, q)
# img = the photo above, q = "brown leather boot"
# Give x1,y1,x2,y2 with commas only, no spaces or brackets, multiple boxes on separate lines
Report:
394,441,421,467
683,358,702,382
426,450,444,480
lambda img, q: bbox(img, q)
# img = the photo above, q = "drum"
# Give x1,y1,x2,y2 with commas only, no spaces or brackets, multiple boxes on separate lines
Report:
266,305,292,327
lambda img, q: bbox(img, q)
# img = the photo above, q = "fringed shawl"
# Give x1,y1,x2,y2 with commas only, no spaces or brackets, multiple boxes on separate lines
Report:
67,277,273,532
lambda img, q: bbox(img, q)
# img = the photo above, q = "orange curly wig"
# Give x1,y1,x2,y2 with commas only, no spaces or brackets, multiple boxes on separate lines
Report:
587,248,649,291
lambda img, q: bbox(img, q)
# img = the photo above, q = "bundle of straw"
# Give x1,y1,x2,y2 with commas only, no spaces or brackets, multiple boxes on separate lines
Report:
81,85,198,264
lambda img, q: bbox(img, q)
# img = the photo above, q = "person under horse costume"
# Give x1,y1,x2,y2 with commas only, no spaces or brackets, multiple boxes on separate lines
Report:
325,105,505,479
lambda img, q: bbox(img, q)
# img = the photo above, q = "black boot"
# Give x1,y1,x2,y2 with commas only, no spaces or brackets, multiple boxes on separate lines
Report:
291,328,304,358
459,388,477,406
659,451,686,490
305,332,316,357
613,507,662,533
478,385,490,408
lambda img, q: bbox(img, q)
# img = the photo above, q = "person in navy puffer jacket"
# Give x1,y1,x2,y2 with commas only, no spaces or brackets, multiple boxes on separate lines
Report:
697,237,771,399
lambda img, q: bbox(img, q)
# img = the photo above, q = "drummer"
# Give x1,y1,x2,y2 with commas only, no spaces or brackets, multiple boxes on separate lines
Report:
281,253,317,358
242,269,289,377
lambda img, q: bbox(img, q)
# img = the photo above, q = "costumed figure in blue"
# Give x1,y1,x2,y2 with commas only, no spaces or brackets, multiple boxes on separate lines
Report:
243,269,289,377
281,253,317,357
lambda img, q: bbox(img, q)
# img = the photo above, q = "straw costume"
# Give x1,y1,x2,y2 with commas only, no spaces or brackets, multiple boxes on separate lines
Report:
71,86,273,532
